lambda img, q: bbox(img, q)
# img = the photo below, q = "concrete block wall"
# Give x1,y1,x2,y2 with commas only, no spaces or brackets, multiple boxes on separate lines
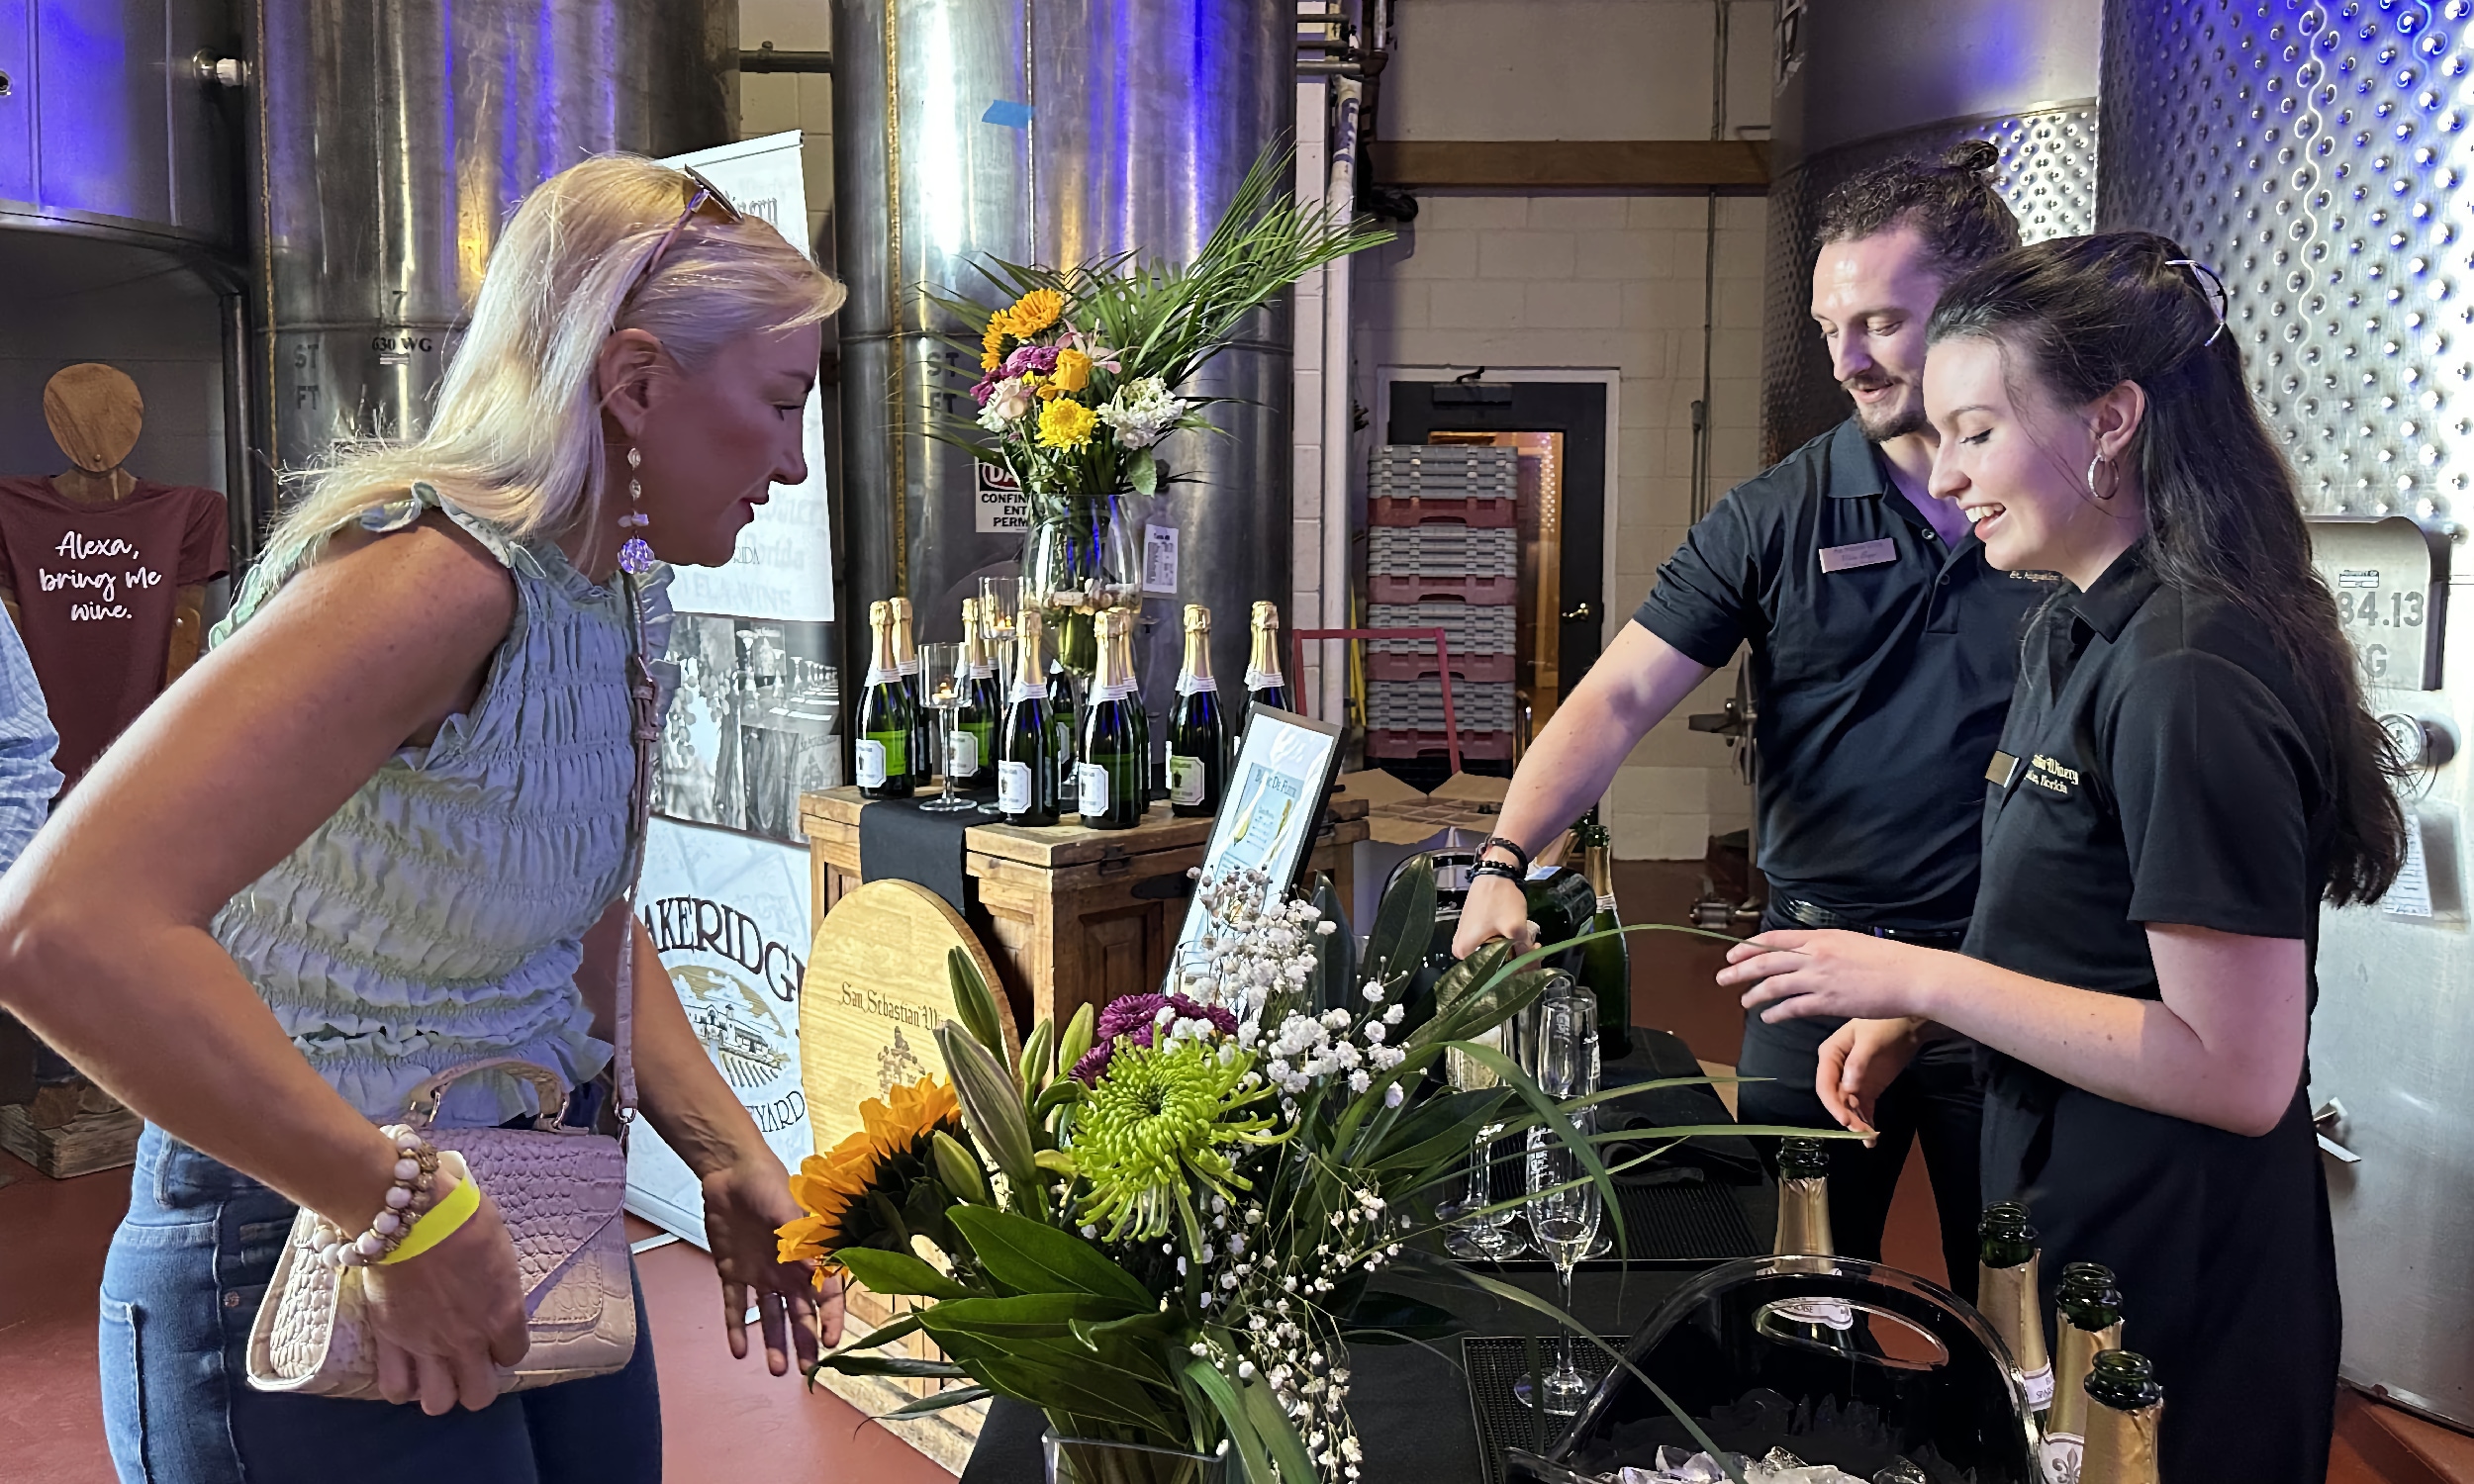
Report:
736,1,835,254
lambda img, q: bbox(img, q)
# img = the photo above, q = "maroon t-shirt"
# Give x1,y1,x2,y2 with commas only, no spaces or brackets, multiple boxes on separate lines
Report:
0,477,229,785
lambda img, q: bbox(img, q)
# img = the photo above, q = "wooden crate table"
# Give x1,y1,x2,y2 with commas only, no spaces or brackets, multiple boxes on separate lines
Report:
800,788,1370,1033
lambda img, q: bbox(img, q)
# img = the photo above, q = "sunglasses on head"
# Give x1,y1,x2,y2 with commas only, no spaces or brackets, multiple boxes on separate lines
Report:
623,164,743,305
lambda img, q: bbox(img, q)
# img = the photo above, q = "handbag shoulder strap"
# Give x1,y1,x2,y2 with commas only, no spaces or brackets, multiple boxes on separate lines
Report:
612,570,661,1121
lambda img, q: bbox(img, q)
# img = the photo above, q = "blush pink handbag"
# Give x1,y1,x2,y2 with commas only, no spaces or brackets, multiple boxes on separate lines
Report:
244,575,661,1399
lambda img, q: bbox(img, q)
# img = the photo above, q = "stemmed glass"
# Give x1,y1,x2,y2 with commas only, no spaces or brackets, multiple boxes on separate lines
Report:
978,578,1021,816
916,642,976,812
1443,1029,1528,1261
1513,981,1602,1417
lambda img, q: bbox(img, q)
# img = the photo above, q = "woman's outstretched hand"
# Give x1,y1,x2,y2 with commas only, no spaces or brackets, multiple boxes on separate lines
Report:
361,1171,530,1415
703,1152,842,1375
1716,928,1953,1025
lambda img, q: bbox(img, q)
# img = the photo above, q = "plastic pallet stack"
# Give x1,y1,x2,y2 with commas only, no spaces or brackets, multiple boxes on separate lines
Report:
1366,445,1519,763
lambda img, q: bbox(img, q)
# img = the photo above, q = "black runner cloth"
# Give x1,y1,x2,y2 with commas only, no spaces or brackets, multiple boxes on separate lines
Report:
856,793,987,912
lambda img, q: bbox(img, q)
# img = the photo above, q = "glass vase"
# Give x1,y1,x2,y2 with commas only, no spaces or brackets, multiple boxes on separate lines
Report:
1019,489,1142,681
1042,1431,1229,1484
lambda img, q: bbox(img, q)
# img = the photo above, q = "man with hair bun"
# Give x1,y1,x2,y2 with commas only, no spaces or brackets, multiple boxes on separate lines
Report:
1454,141,2043,1294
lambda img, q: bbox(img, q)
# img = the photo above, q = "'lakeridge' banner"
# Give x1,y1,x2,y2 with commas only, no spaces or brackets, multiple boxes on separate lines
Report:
623,817,814,1246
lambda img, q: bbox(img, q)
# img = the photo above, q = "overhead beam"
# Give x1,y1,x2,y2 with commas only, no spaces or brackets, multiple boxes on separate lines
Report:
1369,139,1770,192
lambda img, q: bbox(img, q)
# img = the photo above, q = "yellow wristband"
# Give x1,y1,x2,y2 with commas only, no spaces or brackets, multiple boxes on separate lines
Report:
379,1153,481,1265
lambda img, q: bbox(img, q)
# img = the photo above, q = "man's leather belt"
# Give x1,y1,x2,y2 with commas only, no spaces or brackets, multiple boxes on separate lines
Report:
1776,896,1967,949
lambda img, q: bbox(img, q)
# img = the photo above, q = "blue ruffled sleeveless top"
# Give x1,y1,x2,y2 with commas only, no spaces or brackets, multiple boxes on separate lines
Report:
205,482,673,1126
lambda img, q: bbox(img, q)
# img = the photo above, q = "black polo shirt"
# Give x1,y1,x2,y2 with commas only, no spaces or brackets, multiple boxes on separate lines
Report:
1634,417,2054,932
1960,542,2334,998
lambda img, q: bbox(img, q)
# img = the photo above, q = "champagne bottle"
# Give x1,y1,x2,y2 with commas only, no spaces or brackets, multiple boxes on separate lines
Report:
889,596,931,788
1119,611,1151,805
1979,1202,2056,1420
2078,1350,2163,1484
1077,609,1146,830
998,608,1060,826
1769,1137,1855,1334
855,601,914,799
1168,605,1229,817
952,598,998,788
2043,1262,2127,1483
1574,807,1634,1062
1245,601,1291,716
1047,649,1079,812
1772,1137,1835,1257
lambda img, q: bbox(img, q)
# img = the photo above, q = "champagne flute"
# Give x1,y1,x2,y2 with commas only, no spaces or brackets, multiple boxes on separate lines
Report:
1443,1028,1529,1261
916,643,976,812
1513,981,1602,1417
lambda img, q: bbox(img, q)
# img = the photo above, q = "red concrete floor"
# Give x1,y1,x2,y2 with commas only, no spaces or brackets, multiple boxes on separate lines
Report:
0,1147,950,1483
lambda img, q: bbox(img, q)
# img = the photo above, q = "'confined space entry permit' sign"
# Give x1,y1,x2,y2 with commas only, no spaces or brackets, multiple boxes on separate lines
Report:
976,460,1029,533
657,132,834,623
624,818,813,1246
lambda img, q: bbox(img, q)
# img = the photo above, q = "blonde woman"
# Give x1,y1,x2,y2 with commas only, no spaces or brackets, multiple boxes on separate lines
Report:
0,155,844,1481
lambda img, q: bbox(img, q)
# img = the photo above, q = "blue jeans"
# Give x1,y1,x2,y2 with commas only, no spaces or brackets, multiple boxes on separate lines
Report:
100,1125,661,1484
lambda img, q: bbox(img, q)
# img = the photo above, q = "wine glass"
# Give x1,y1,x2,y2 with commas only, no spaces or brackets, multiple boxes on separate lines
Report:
1513,981,1602,1417
916,643,976,812
1444,1029,1528,1261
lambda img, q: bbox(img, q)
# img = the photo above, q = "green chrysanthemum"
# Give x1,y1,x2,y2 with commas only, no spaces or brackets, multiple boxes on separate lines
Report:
1075,1038,1283,1242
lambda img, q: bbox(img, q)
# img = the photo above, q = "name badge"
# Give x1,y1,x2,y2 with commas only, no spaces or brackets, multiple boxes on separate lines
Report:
1985,750,2022,788
1819,538,1898,573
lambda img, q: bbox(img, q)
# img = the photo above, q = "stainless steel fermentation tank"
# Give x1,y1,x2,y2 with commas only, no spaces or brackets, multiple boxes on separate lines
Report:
2100,0,2474,1433
244,0,735,550
831,0,1294,705
0,0,246,552
1761,0,2100,461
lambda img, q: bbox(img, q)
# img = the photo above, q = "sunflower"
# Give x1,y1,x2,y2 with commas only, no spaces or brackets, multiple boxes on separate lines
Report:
981,318,1007,372
999,287,1066,337
1074,1039,1284,1242
778,1074,965,1283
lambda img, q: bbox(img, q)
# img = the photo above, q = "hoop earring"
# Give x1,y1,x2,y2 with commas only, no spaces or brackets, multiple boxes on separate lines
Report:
2086,452,2115,502
618,445,656,575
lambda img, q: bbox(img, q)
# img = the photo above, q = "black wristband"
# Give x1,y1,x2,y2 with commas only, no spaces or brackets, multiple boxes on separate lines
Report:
1470,859,1526,887
1476,835,1532,875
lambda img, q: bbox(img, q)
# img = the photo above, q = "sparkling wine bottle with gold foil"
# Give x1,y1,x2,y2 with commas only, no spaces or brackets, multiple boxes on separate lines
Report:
1574,807,1633,1062
1978,1202,2055,1422
1076,609,1145,830
2078,1349,2163,1484
1768,1137,1855,1335
855,602,914,799
2043,1261,2127,1483
998,608,1060,826
1244,601,1290,717
889,596,931,788
1168,604,1228,817
954,598,999,788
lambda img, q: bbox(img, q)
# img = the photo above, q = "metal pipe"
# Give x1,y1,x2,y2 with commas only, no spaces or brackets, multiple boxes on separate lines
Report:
1689,0,1728,525
220,291,263,567
1320,74,1363,726
740,46,832,73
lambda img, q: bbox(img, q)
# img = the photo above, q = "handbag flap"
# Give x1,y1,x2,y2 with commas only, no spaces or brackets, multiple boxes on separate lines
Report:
434,1126,629,1316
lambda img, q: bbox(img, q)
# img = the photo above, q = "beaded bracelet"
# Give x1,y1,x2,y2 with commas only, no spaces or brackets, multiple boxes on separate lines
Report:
309,1124,440,1271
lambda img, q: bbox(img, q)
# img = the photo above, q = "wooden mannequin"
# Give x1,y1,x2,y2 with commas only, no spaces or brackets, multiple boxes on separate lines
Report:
0,364,207,679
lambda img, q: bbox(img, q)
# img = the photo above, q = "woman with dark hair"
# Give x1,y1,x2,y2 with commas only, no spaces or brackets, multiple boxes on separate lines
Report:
1718,231,2405,1479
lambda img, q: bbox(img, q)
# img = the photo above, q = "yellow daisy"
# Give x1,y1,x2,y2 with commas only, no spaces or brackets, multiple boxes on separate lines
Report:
1037,397,1098,450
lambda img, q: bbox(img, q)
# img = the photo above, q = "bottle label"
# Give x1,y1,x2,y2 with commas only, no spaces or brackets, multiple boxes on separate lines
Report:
970,661,998,680
897,659,918,678
1243,668,1283,693
1077,763,1111,815
1168,755,1207,805
1769,1297,1856,1332
947,731,980,777
2020,1362,2055,1409
1176,674,1217,696
998,761,1033,814
856,740,888,788
1105,677,1142,701
865,666,898,687
1597,894,1620,914
1010,681,1045,706
2038,1435,2084,1484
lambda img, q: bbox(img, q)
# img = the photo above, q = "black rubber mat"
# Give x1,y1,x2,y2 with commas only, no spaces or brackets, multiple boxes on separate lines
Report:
1463,1334,1622,1484
1477,1178,1762,1269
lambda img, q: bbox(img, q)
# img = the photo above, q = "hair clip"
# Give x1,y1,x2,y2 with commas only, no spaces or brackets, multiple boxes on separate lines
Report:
2165,258,2230,346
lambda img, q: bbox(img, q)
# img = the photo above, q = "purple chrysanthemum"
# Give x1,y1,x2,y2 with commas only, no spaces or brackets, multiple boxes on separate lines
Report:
1003,343,1061,378
1071,992,1240,1084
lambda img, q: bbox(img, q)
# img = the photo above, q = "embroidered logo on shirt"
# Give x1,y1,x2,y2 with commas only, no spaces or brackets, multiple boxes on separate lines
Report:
2026,753,2080,795
2008,570,2064,583
1818,538,1897,573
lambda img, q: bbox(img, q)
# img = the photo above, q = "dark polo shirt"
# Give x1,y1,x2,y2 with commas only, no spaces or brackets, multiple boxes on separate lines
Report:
1634,417,2055,932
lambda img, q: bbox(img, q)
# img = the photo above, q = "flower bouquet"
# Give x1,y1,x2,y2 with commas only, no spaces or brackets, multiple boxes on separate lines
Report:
926,142,1392,674
785,861,1784,1483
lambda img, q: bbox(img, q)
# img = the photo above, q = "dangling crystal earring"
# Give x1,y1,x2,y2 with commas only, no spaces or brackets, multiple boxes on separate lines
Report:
618,445,656,574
